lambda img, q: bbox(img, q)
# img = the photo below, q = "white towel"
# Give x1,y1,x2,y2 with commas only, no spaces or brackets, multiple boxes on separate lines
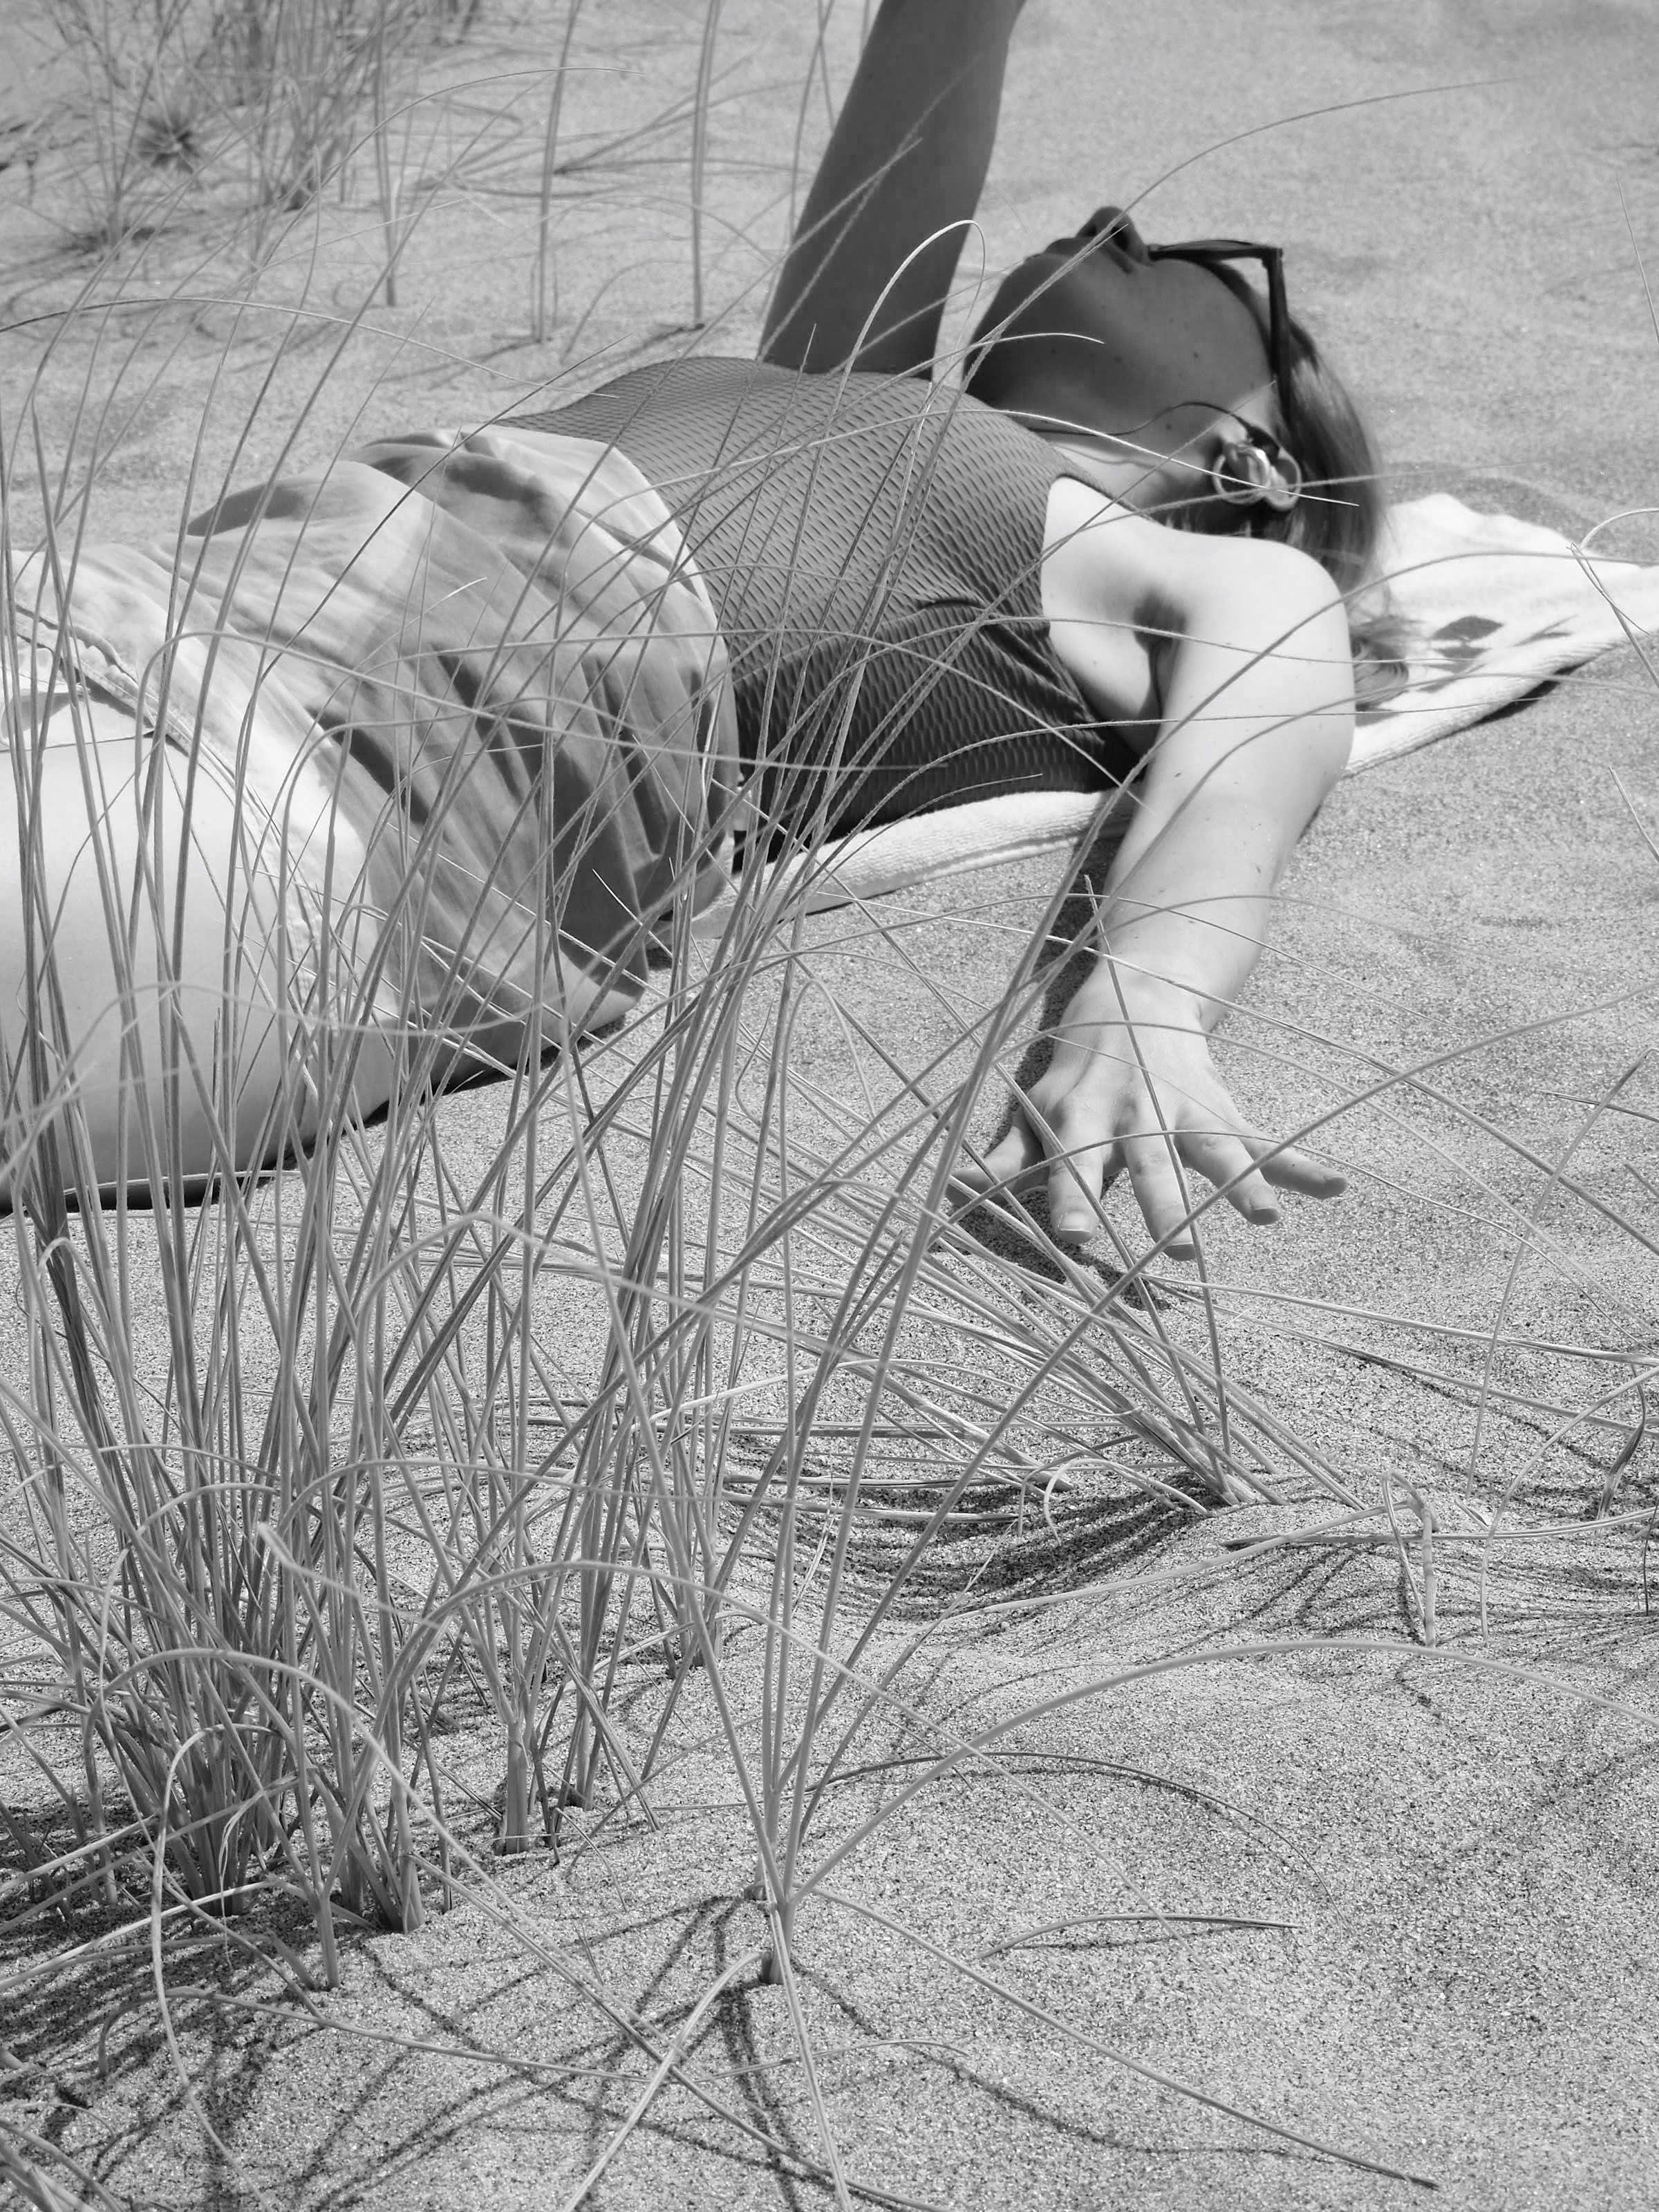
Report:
1353,492,1659,770
695,494,1659,929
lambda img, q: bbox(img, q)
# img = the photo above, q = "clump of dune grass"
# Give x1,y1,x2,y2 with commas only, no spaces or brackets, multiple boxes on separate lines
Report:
33,0,473,252
2,8,1657,2205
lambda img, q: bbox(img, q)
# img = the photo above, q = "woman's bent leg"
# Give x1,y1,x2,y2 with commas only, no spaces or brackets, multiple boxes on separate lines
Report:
760,0,1028,377
0,706,397,1205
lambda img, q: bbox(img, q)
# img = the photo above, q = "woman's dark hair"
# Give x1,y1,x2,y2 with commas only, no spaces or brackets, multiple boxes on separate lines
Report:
1246,298,1407,710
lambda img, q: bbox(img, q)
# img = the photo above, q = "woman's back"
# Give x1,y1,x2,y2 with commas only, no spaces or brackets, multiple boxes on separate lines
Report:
513,359,1125,833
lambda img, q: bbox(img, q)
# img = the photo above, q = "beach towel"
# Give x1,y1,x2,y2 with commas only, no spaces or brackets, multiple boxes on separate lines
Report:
695,493,1659,929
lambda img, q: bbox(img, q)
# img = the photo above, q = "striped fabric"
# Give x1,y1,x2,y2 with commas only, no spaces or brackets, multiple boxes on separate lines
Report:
6,428,740,1061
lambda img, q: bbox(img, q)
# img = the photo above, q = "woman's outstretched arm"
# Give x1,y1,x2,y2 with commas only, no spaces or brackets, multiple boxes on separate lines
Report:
969,502,1357,1261
760,0,1028,377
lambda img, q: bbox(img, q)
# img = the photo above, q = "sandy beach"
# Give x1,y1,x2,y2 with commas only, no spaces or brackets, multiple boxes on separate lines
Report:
2,2,1656,2205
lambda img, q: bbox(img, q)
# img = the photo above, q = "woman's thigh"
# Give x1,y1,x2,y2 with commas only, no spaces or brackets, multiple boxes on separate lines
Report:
0,700,397,1200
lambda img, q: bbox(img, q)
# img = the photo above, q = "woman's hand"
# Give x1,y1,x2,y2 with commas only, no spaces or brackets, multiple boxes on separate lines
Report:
965,964,1345,1263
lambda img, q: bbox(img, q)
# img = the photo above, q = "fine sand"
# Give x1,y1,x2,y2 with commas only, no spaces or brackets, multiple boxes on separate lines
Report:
2,2,1656,2206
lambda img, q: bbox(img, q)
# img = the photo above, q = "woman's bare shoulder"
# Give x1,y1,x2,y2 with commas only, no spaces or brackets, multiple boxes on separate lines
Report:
1039,476,1338,725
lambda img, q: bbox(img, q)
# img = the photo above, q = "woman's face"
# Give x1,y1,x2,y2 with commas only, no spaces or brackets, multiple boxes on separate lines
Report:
974,208,1280,507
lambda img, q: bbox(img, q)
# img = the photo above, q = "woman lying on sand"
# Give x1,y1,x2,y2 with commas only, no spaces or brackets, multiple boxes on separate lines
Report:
1,0,1381,1259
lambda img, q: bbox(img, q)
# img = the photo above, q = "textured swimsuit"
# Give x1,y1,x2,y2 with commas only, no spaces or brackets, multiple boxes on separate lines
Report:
512,358,1131,838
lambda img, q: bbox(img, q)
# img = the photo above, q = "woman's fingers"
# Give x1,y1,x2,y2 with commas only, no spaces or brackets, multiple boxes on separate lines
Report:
1039,1103,1345,1255
958,1074,1346,1259
1117,1127,1199,1258
1177,1126,1348,1228
968,1111,1046,1192
1246,1138,1348,1199
1181,1129,1283,1226
959,1101,1123,1241
1046,1131,1118,1242
966,1105,1117,1238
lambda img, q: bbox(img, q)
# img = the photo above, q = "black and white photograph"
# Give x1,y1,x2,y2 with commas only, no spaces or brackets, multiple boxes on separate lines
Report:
1,2,1655,2204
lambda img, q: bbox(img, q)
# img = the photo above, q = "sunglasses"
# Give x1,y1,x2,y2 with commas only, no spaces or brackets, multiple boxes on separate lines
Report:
1144,238,1302,512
